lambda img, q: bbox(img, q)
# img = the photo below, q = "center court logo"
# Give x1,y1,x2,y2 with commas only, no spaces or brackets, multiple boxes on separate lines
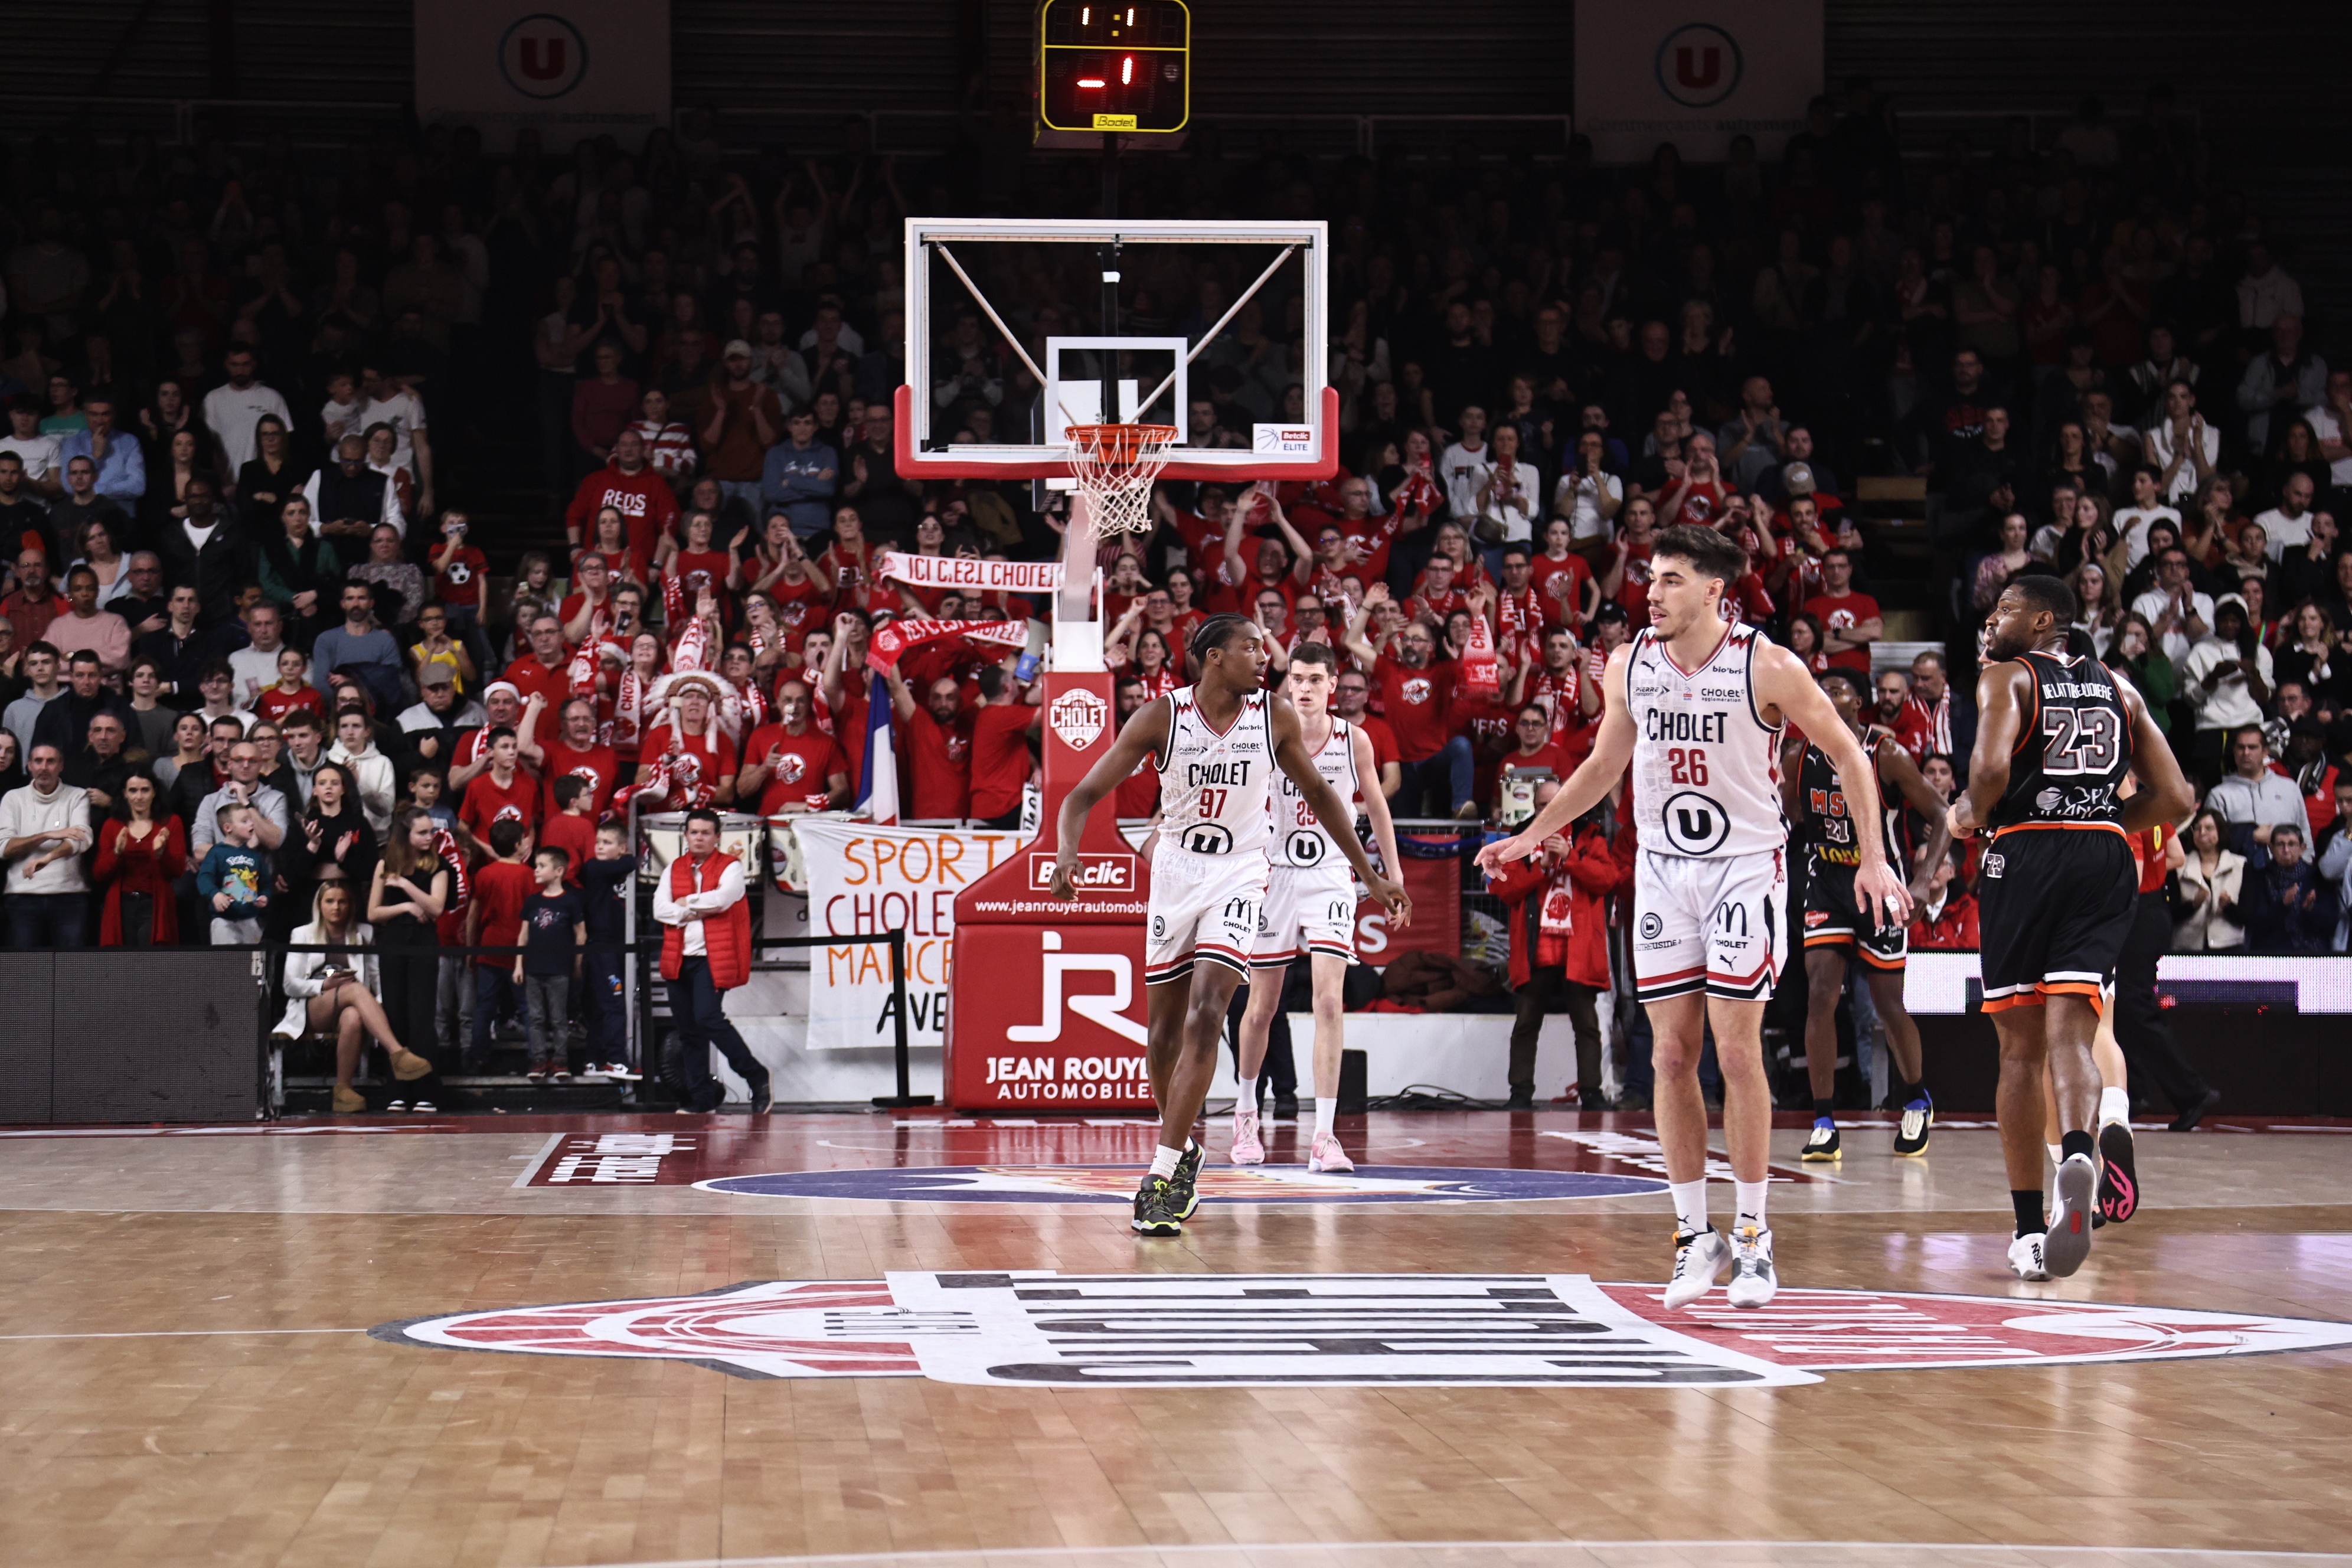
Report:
375,1272,2352,1387
696,1164,1661,1204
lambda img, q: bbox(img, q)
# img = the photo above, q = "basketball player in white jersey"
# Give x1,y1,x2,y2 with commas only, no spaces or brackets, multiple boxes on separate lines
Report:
1052,615,1410,1235
1231,642,1404,1174
1476,526,1910,1308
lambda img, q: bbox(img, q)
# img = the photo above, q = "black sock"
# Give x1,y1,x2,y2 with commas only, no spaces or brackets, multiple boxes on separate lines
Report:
2013,1190,2047,1236
1895,1076,1922,1105
1812,1096,1836,1121
2061,1129,2096,1162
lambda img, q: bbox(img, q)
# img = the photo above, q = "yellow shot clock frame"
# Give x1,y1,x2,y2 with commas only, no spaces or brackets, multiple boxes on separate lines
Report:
1038,1,1191,136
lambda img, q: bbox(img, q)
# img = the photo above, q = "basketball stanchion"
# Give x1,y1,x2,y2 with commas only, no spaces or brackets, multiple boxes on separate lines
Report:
874,928,933,1109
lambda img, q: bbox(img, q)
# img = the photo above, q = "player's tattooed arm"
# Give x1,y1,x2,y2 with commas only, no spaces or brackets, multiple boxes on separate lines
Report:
1048,695,1172,901
1272,694,1409,924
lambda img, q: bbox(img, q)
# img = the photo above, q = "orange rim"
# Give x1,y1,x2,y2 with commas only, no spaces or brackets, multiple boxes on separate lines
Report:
1067,423,1180,466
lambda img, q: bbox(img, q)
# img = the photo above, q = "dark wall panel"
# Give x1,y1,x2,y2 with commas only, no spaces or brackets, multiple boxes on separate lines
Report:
51,952,262,1125
0,954,54,1124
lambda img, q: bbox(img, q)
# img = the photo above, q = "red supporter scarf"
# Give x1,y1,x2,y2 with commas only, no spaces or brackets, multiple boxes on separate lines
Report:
864,618,1027,674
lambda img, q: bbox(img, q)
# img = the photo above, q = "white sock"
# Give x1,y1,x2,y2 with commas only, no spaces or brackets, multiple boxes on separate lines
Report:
2046,1142,2064,1168
1314,1097,1337,1138
1236,1077,1259,1113
1734,1180,1768,1227
1149,1145,1180,1179
2099,1086,2131,1128
1668,1180,1709,1234
1184,1136,1197,1155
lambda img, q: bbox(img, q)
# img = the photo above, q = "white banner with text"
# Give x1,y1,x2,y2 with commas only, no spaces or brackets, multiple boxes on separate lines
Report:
792,819,1021,1051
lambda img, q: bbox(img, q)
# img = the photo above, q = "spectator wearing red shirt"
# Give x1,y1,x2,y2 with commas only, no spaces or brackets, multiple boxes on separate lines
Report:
464,817,537,1067
1803,548,1881,674
1529,518,1599,631
1331,667,1402,799
885,665,972,820
1345,590,1473,818
967,662,1041,829
563,430,680,563
524,694,620,821
633,685,740,808
1894,651,1957,762
459,726,540,855
741,679,850,815
503,612,574,708
540,775,598,884
1488,799,1617,1106
1602,495,1658,625
1656,432,1730,530
1908,850,1981,949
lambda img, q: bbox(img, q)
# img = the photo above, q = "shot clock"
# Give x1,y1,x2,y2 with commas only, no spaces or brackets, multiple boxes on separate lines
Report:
1038,0,1190,135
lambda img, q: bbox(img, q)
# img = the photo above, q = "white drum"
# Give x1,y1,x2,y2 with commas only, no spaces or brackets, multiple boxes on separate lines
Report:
638,811,766,886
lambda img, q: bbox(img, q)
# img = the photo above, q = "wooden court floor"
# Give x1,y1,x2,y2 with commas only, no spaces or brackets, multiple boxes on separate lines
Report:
3,1109,2351,1568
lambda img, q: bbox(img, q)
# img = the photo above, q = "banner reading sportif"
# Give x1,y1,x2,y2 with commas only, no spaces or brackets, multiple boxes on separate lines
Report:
1573,0,1822,163
792,819,1019,1051
877,554,1063,594
414,0,670,152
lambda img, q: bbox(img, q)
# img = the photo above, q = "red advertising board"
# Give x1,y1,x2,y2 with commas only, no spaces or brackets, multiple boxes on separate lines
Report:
948,665,1156,1110
1354,839,1464,964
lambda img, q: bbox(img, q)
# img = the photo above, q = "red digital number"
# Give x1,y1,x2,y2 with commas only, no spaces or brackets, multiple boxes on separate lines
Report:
1667,747,1710,786
1199,786,1227,818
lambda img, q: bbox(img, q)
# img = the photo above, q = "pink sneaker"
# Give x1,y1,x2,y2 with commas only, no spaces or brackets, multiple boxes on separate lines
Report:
1307,1132,1354,1173
1229,1108,1265,1165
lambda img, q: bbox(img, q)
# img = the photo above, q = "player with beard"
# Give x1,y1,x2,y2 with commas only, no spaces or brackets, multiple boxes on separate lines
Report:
1948,574,2193,1281
1781,667,1952,1160
1478,525,1909,1309
1231,642,1404,1174
1050,615,1409,1236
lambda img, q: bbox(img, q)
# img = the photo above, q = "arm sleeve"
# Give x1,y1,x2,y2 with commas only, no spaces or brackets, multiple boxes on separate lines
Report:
651,866,684,926
195,845,222,898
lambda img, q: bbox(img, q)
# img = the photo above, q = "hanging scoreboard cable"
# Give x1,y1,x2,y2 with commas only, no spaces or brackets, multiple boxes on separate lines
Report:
1038,1,1190,135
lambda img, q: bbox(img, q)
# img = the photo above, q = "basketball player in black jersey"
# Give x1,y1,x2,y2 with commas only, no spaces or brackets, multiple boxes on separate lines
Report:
1781,668,1952,1160
1949,576,2193,1282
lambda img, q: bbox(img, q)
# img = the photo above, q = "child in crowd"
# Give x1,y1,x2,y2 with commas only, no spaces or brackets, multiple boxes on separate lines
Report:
407,767,459,834
580,819,639,1081
540,774,596,887
197,803,271,944
254,646,326,726
465,817,535,1070
515,845,586,1082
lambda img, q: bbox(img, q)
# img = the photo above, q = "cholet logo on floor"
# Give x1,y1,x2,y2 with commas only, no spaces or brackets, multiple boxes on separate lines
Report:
694,1164,1663,1204
374,1272,2352,1389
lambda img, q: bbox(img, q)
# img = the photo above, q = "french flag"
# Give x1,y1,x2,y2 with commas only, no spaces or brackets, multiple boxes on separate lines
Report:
855,670,899,825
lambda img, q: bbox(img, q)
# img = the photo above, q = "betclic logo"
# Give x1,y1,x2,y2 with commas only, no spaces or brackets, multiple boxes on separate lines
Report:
1028,852,1136,892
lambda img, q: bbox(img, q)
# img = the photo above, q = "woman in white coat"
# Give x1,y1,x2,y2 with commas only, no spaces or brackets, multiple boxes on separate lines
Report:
275,881,432,1112
328,707,397,838
2174,806,2247,951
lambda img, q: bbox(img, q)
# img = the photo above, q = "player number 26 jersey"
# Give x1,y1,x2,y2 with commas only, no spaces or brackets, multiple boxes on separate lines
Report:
1154,685,1274,860
1624,623,1786,858
1273,718,1358,868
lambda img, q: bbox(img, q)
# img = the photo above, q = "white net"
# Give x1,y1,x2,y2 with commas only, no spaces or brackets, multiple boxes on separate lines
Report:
1065,423,1178,535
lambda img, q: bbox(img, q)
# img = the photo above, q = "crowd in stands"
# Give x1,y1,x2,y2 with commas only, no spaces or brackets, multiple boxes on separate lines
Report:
1,78,2348,1086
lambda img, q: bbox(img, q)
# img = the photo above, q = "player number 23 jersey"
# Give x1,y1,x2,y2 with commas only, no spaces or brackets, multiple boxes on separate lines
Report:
1154,685,1274,860
1624,624,1787,858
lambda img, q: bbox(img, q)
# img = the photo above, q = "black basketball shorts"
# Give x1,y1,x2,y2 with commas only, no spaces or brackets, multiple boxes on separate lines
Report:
1802,852,1907,969
1976,825,2138,1015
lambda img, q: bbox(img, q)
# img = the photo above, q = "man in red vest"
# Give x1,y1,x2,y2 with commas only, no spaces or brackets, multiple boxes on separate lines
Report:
654,808,770,1113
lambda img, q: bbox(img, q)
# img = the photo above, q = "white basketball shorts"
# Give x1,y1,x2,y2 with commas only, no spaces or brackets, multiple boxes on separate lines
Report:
1145,844,1270,984
1252,864,1358,968
1631,847,1789,1004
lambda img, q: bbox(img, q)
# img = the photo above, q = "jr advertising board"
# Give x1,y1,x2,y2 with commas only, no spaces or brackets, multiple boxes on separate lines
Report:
1574,0,1822,164
414,0,671,151
792,819,1021,1053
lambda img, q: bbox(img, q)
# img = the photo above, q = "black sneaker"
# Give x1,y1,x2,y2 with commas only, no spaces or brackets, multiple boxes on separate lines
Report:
1506,1087,1536,1110
1132,1175,1184,1236
749,1074,775,1115
1893,1095,1933,1157
1272,1094,1300,1121
2098,1122,2139,1224
1169,1142,1204,1219
1801,1118,1842,1162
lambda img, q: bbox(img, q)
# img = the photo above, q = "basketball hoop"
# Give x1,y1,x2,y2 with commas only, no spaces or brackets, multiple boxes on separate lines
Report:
1064,422,1179,536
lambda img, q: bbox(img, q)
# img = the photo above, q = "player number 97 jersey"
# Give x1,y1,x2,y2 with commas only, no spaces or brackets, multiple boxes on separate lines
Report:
1153,685,1275,861
1272,718,1358,868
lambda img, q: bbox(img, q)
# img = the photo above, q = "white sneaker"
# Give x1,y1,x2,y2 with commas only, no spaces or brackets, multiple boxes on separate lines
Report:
1663,1227,1732,1309
1306,1131,1354,1173
2008,1231,2051,1282
1725,1223,1778,1308
1229,1108,1265,1165
2044,1152,2098,1278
